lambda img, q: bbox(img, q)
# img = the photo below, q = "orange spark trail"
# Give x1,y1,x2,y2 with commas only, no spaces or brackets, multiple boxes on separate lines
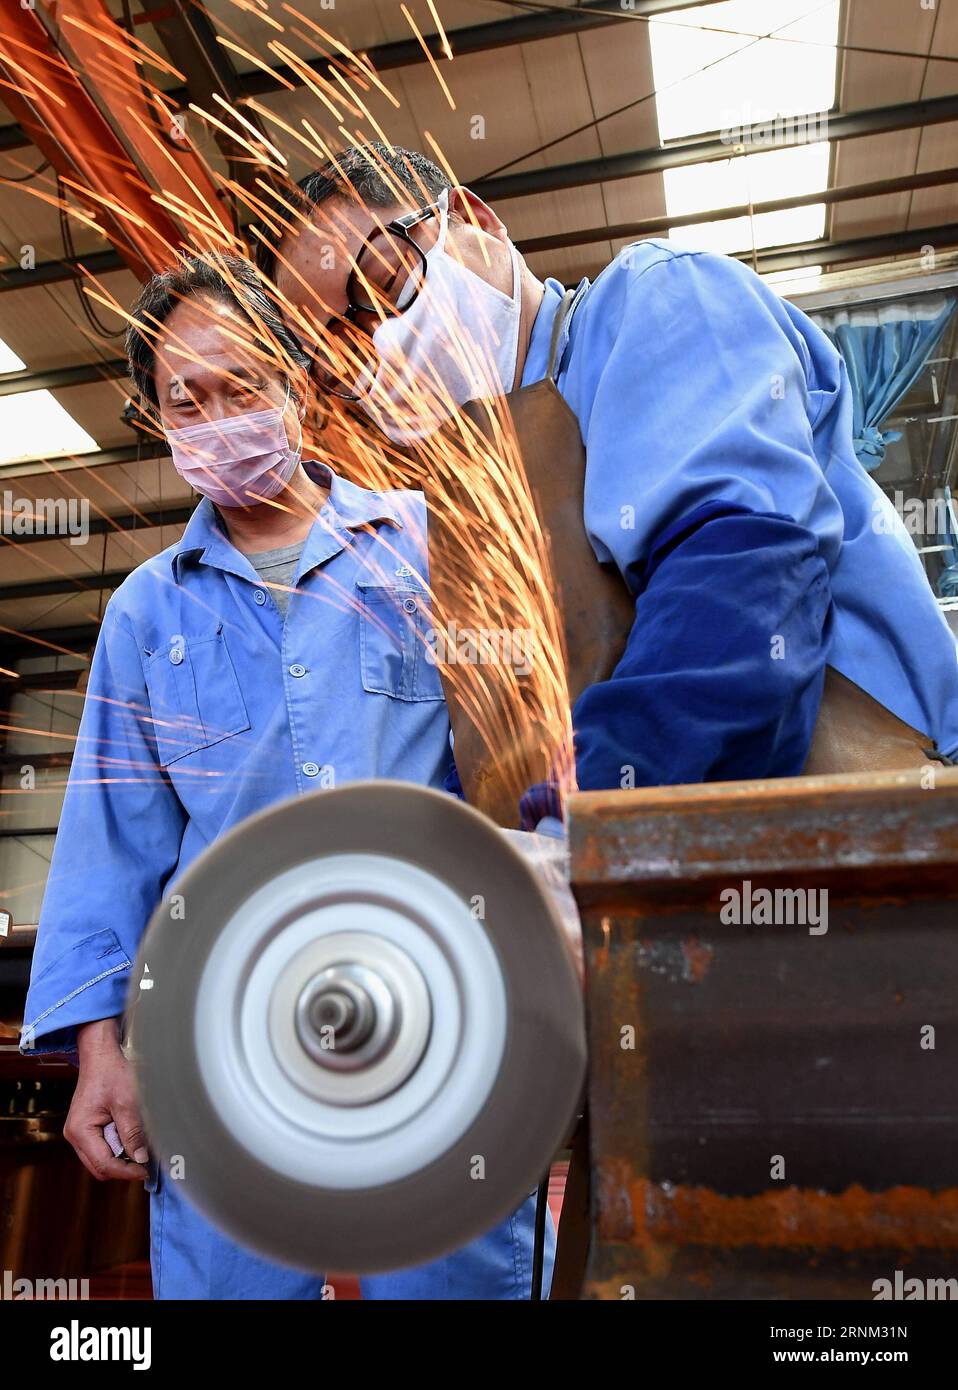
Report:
401,4,455,110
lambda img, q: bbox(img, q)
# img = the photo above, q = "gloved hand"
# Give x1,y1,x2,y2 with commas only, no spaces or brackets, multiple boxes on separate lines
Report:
518,780,564,836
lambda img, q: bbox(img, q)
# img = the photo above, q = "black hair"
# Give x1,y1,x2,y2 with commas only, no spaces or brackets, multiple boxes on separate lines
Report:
126,251,311,415
254,142,451,282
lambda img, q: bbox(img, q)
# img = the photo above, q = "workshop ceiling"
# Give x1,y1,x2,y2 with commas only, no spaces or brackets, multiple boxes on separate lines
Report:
0,0,957,650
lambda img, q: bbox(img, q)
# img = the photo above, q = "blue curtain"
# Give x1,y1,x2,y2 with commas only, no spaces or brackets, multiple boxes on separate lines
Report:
812,294,957,471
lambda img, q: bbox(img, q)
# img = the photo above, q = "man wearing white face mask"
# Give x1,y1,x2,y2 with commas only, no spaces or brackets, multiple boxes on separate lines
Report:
259,143,958,824
347,185,525,444
21,252,555,1301
262,154,545,449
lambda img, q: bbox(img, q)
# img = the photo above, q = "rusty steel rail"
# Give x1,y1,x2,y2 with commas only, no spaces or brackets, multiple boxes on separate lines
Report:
564,768,958,1299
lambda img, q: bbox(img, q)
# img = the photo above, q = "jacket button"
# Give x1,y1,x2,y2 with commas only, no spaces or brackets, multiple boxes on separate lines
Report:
169,648,184,665
302,761,319,777
402,597,417,614
253,589,267,605
289,663,307,678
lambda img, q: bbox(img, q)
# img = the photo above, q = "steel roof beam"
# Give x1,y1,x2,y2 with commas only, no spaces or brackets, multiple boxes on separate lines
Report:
3,498,192,544
742,221,958,275
519,166,958,254
473,93,958,202
0,359,128,397
0,0,743,152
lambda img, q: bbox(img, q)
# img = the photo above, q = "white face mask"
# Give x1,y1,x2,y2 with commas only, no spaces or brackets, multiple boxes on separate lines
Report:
356,189,523,444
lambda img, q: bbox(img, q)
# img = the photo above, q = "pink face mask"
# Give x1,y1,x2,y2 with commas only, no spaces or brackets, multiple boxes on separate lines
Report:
165,389,303,507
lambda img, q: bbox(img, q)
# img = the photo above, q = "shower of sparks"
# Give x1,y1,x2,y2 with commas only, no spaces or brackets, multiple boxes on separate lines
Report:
0,0,575,823
425,0,454,61
400,4,456,110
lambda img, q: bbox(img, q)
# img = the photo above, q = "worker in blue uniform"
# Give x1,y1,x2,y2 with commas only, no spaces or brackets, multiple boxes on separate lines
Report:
20,252,554,1300
260,142,958,813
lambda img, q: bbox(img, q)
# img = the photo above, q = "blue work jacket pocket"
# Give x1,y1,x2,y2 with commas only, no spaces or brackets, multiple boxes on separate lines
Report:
143,625,251,766
357,581,445,703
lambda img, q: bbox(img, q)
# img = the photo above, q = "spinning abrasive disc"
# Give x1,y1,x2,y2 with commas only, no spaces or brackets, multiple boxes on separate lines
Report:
129,781,586,1275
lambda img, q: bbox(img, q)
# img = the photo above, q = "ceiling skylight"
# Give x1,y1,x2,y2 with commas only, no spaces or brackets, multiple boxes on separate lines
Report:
0,338,99,465
0,339,26,374
663,143,830,255
648,0,840,258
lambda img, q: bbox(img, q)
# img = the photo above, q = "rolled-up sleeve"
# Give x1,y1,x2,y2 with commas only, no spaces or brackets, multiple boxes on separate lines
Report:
559,247,847,788
20,599,187,1059
573,503,832,790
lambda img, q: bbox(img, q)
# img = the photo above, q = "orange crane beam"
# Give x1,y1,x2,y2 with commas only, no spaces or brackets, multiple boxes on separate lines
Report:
0,0,233,279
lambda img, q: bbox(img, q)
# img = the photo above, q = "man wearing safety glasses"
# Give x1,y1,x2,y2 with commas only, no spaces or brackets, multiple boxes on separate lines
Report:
258,142,958,808
276,188,529,449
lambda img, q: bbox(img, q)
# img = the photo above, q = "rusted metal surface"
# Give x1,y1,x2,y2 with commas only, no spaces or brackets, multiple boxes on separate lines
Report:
572,766,958,903
635,1183,958,1248
566,769,958,1299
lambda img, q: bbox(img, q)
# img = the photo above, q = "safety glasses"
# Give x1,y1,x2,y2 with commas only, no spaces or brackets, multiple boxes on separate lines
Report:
313,202,441,401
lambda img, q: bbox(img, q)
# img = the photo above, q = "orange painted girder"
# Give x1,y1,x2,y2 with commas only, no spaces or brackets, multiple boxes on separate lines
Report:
0,0,230,278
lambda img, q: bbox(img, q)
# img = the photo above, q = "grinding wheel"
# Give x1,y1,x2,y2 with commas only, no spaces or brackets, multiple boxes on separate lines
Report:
128,780,586,1274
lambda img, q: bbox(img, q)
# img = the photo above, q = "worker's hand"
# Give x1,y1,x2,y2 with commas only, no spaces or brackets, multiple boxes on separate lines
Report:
65,1017,150,1183
518,779,564,834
